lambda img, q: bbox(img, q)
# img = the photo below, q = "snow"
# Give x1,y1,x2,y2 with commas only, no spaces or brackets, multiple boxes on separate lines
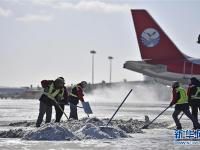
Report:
0,117,147,140
0,116,170,141
23,123,76,141
0,99,200,149
75,123,113,139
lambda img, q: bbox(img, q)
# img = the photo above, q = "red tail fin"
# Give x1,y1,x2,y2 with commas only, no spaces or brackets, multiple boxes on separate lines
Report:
131,9,185,61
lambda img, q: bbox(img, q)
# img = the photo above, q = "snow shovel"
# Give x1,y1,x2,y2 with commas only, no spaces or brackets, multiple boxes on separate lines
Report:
99,89,133,133
142,106,170,129
106,89,133,126
69,102,92,117
54,100,69,120
81,101,93,117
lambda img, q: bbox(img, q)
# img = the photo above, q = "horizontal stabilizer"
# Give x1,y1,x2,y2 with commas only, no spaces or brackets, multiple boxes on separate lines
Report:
124,61,167,73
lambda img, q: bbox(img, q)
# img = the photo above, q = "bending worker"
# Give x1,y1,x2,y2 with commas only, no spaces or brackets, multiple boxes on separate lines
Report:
188,77,200,121
169,81,200,130
54,77,69,123
36,77,65,127
68,81,87,120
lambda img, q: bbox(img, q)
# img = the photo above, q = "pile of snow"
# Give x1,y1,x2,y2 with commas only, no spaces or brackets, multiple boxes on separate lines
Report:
0,128,26,138
85,117,104,126
75,123,128,139
75,123,112,139
23,121,129,140
100,126,128,138
23,123,75,141
9,121,34,127
0,117,169,141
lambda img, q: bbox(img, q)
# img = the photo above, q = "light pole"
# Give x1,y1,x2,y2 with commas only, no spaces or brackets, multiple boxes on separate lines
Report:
90,50,96,84
108,56,113,83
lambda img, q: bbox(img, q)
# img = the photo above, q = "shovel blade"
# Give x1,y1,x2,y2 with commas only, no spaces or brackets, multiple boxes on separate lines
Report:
82,101,93,114
141,124,149,129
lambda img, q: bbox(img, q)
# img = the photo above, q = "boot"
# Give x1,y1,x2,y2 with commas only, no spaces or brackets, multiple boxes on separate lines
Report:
176,125,182,130
193,125,200,130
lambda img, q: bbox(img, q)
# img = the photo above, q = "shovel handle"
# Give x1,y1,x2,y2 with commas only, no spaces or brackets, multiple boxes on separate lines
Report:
142,106,170,129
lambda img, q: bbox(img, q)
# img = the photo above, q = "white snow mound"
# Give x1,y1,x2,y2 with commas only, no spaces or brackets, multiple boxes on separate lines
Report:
23,123,75,141
3,117,162,141
100,126,128,138
75,123,128,139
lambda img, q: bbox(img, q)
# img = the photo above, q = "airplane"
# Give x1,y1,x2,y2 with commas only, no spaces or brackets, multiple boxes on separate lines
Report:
124,9,200,84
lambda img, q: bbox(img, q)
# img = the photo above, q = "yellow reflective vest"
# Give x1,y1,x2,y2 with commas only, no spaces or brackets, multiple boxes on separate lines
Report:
69,85,82,98
43,83,64,101
176,87,188,104
191,87,200,100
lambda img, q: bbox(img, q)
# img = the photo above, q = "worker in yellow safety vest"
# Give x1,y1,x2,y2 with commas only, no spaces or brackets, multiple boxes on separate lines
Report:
169,81,200,130
68,81,87,120
36,77,65,127
187,77,200,121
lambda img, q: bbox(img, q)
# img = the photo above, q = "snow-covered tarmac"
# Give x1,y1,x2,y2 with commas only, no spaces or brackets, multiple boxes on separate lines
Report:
0,99,199,149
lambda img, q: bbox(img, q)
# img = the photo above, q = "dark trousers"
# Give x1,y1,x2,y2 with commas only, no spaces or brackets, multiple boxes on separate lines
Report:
55,104,65,122
36,101,52,127
190,99,200,121
69,96,79,120
172,103,200,128
69,104,78,120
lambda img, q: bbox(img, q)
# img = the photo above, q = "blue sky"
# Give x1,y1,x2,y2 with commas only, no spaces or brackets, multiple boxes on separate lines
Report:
0,0,200,87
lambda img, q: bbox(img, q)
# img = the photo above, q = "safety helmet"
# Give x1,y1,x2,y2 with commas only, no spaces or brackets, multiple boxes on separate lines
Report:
58,77,65,84
55,77,64,88
80,81,87,88
172,81,180,89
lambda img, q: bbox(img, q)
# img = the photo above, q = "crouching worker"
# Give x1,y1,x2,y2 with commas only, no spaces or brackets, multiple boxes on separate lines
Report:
68,81,87,120
54,77,69,123
169,81,200,130
36,77,65,127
